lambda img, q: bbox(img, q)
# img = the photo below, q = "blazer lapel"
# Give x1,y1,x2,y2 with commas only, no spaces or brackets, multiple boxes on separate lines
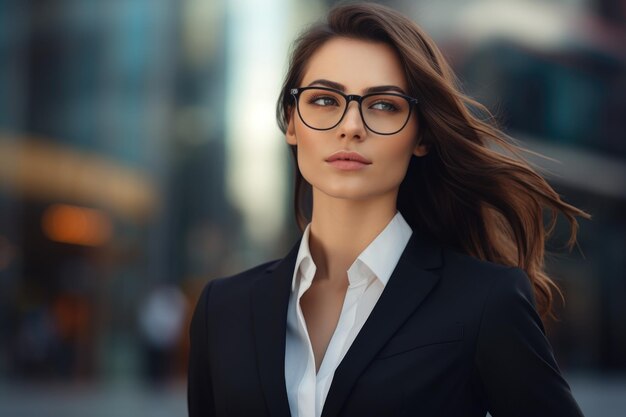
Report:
321,232,443,417
251,239,301,417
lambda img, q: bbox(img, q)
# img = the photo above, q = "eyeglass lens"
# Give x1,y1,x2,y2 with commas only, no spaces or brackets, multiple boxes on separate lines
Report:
297,88,411,134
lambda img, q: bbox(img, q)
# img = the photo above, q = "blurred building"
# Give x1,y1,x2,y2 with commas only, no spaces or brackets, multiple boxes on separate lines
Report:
446,0,626,371
0,0,242,382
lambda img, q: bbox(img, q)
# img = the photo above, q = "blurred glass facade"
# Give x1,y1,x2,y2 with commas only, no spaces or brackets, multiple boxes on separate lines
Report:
0,0,624,416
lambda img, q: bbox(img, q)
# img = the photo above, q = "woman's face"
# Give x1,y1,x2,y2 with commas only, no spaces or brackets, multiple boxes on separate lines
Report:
286,37,427,203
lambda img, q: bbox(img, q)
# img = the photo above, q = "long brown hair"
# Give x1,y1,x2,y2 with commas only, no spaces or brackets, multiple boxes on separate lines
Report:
275,2,590,318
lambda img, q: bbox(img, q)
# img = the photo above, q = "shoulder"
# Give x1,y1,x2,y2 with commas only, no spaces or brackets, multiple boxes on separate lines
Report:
436,247,541,338
215,258,281,287
444,248,547,355
195,258,282,308
441,247,532,297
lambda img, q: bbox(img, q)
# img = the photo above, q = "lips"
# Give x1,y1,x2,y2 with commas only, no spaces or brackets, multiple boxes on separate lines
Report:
325,150,372,171
325,151,372,164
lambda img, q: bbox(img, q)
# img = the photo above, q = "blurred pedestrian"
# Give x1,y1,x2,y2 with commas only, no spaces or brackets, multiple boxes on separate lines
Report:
139,284,187,384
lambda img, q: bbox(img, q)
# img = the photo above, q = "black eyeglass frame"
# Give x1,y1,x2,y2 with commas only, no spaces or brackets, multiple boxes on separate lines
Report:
290,86,419,135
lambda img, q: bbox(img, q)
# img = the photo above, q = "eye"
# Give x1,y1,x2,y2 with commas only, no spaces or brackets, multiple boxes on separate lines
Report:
369,101,398,112
309,96,340,107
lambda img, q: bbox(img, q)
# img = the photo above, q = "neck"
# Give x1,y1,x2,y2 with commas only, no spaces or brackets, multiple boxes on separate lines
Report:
307,189,398,283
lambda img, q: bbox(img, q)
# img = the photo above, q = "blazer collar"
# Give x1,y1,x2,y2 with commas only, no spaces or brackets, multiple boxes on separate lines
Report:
251,231,442,417
251,239,299,417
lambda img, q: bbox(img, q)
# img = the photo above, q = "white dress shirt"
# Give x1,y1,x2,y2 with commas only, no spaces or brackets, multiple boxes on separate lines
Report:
284,212,413,417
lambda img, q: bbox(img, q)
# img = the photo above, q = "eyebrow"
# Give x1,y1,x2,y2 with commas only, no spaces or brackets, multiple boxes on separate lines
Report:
306,79,407,95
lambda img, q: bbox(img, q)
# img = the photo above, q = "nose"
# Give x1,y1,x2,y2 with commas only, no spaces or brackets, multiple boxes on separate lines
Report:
338,100,366,139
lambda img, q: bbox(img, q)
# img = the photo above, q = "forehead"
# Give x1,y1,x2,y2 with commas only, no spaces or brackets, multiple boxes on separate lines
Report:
300,37,408,92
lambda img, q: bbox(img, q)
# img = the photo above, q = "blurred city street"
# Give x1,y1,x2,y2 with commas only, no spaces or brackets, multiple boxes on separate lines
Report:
0,380,187,417
0,373,625,417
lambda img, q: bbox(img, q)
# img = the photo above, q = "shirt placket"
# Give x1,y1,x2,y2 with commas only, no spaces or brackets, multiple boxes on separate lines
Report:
295,266,317,417
315,277,368,416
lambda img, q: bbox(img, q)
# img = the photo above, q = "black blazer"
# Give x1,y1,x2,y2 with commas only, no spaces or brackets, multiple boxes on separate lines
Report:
188,231,584,417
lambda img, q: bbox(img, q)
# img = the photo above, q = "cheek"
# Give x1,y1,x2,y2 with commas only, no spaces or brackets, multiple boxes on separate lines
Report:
380,154,412,188
294,132,322,181
378,138,416,179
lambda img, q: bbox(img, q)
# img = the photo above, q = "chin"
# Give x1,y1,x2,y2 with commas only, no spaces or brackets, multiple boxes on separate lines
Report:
313,184,393,202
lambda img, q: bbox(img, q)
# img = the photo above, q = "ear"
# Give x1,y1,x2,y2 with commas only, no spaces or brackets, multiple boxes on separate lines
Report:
285,108,297,145
413,139,429,157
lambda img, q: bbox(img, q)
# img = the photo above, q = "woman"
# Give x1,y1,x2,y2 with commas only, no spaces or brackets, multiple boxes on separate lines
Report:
188,3,588,417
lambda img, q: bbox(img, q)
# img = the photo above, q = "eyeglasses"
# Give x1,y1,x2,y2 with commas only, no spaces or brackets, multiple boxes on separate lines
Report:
290,86,418,135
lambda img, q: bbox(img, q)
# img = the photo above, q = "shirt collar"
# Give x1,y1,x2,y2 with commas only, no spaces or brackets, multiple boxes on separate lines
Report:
291,224,316,292
354,211,412,286
291,212,413,292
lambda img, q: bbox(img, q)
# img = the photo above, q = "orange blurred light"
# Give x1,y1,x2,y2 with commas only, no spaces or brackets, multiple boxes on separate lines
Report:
42,204,113,247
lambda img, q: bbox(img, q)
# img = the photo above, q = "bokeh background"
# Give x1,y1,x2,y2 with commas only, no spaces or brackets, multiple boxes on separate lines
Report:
0,0,624,416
